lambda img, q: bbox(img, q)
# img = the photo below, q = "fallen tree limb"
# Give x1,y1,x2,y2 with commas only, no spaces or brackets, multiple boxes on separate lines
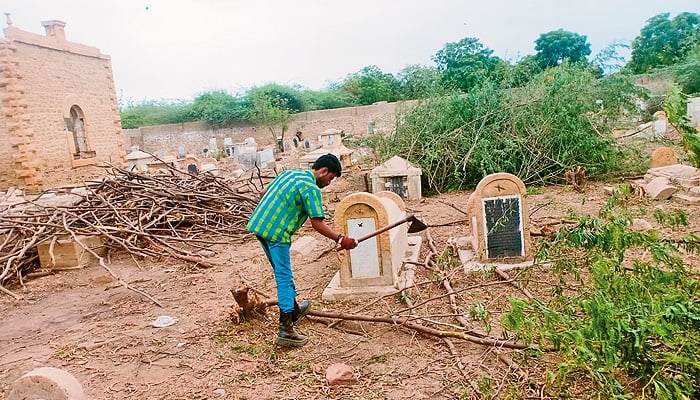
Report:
228,286,550,351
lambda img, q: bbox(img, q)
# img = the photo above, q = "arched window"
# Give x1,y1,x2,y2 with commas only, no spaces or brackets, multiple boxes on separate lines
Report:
66,105,95,159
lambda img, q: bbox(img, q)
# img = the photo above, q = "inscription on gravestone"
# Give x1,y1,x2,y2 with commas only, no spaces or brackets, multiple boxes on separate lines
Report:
482,195,523,258
347,217,380,278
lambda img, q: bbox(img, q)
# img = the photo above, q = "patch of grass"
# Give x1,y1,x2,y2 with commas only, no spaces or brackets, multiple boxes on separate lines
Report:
526,186,543,195
653,208,689,227
367,353,388,365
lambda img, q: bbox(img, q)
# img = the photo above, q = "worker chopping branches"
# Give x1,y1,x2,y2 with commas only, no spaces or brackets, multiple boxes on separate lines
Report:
246,153,358,347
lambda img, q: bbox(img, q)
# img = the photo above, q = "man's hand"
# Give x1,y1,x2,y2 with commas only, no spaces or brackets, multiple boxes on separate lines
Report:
339,236,359,250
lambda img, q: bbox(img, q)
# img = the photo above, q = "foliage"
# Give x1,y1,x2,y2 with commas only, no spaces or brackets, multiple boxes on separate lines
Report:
534,29,592,69
245,86,294,146
396,64,449,99
592,41,630,76
664,82,700,167
300,86,357,110
432,37,501,92
342,65,401,105
502,192,700,399
670,42,700,95
628,12,700,74
119,99,194,129
594,72,649,124
249,83,305,112
190,90,247,126
497,55,543,89
382,63,628,193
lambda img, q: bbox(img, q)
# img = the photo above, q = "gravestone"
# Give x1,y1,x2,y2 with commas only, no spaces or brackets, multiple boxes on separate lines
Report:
653,111,668,138
177,145,186,158
650,146,677,168
465,173,531,262
322,191,421,301
181,155,200,176
257,148,275,168
370,155,422,201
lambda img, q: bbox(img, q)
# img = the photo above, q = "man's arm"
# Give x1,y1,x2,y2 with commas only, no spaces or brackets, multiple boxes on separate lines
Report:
309,217,342,242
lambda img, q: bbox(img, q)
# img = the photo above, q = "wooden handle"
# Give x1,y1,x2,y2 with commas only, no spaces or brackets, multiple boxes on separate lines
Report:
356,215,413,243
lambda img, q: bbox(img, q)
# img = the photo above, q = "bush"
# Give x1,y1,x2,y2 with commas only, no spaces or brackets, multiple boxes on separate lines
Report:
381,63,634,193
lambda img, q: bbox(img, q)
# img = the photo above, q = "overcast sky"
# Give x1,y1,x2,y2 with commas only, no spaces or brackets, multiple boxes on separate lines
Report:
3,1,698,103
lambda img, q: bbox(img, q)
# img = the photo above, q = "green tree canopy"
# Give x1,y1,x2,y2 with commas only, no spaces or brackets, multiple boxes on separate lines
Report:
396,64,447,99
628,12,700,74
342,65,400,105
245,86,294,148
534,29,592,68
431,37,500,92
190,91,246,125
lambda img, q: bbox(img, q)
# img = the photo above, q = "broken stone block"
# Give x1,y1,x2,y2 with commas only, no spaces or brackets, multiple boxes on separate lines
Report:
290,235,318,257
326,363,357,386
629,218,653,232
645,177,677,200
8,367,86,400
37,235,105,269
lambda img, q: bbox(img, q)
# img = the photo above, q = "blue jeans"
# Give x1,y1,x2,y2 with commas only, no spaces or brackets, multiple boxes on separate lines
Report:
256,236,296,314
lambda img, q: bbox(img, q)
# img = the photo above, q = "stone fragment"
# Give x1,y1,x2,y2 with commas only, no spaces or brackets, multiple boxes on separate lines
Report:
645,177,677,200
326,363,357,386
290,235,318,257
8,367,86,400
629,218,653,232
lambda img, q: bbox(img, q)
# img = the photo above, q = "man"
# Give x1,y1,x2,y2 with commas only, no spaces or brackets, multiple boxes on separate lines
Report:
247,153,358,347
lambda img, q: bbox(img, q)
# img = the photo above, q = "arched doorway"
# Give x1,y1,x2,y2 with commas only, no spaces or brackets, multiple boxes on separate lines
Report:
66,105,95,159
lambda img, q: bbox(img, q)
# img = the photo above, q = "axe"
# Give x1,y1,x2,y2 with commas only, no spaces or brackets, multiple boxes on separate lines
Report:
352,214,427,245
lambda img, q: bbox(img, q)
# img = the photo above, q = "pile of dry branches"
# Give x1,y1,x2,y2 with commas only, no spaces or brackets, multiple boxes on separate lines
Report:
0,165,261,298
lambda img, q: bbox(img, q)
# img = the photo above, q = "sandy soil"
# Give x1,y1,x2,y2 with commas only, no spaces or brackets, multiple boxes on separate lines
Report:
1,166,698,399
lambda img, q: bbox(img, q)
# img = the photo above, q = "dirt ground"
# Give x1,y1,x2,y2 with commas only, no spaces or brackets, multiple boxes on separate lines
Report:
1,154,699,399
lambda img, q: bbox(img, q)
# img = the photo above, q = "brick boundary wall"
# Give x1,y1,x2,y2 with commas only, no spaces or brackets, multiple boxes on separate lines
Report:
124,100,418,156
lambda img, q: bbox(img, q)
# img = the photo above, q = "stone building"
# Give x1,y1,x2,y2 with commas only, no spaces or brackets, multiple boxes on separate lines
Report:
0,17,125,190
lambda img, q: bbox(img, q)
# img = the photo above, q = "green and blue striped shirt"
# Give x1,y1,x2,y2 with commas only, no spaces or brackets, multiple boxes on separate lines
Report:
246,169,325,243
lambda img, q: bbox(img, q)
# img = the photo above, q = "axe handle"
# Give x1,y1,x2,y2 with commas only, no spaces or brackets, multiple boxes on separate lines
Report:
356,215,413,243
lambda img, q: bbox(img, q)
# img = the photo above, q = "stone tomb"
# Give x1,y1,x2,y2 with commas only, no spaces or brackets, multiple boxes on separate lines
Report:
641,163,700,203
369,156,422,201
299,128,354,170
460,173,532,269
37,234,105,269
322,191,422,301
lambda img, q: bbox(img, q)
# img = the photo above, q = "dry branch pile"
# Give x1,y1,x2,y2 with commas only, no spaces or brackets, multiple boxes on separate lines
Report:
0,165,260,296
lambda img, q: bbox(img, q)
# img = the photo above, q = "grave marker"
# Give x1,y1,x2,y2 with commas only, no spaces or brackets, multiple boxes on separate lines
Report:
322,191,421,300
466,173,531,261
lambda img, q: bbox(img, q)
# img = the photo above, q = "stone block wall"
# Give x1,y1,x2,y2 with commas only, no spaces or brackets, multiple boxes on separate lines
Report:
0,20,125,190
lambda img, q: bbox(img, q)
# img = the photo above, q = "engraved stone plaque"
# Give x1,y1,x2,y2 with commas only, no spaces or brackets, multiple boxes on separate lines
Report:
482,195,523,258
347,218,380,278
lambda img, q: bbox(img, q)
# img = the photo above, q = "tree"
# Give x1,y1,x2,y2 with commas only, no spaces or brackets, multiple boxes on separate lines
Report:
190,91,245,125
300,84,357,110
250,83,305,112
499,55,543,88
342,65,400,105
245,87,293,151
396,64,446,99
120,99,194,129
431,37,500,92
534,29,592,68
627,12,700,74
672,42,700,95
592,41,629,75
